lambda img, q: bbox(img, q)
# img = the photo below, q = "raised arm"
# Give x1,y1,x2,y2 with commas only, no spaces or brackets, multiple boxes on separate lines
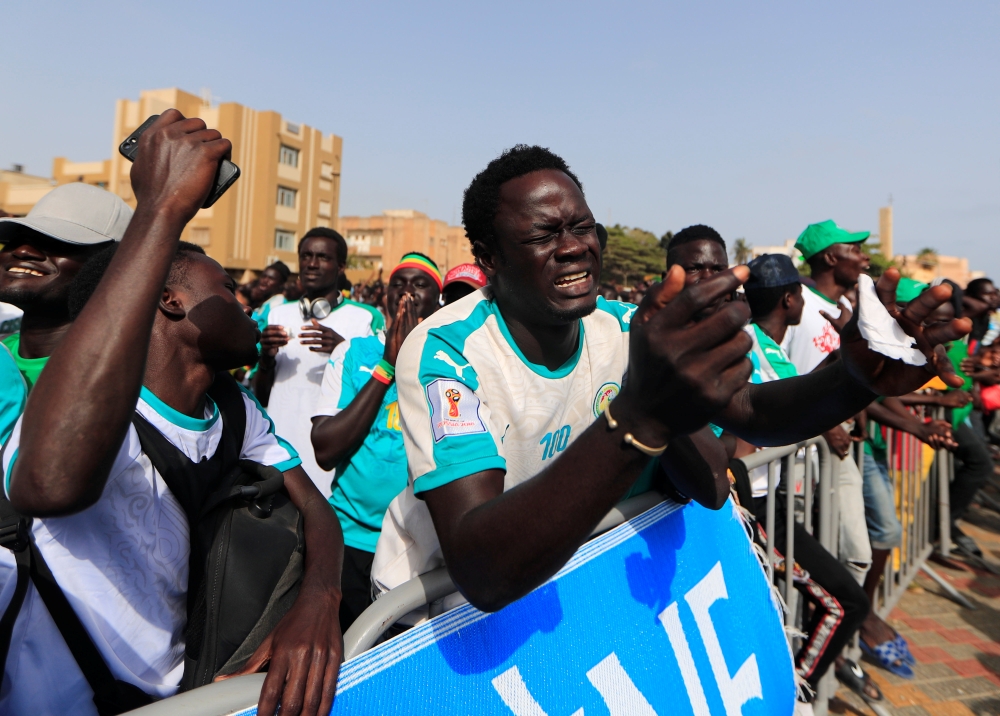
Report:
423,268,753,612
9,111,229,516
717,271,970,447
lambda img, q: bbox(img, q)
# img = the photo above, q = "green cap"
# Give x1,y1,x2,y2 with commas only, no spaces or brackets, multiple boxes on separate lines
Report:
795,220,870,260
895,277,929,305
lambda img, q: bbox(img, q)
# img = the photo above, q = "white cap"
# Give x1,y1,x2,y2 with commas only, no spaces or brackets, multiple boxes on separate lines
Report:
0,183,133,245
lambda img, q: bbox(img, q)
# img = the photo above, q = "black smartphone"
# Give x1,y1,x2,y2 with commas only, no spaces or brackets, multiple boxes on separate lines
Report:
118,114,240,209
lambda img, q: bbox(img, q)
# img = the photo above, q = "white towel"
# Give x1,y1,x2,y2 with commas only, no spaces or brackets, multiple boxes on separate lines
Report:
856,274,927,366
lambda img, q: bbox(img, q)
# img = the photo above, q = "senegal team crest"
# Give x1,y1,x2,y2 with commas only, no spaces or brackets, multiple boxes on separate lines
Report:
593,382,620,417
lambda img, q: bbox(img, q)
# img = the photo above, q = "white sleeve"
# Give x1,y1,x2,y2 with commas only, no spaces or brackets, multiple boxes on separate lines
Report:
313,340,351,419
4,416,140,496
237,388,303,473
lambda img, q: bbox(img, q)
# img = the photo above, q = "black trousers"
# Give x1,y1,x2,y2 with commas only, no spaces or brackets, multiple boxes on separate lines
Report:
754,497,869,687
339,545,376,631
951,420,994,523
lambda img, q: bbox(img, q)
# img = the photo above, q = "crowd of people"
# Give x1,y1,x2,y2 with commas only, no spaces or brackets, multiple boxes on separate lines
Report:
0,111,994,715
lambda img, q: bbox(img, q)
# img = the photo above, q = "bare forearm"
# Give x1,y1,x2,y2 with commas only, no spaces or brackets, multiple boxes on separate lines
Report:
11,206,185,515
284,467,343,597
867,400,923,436
311,379,390,470
718,361,876,446
428,402,654,611
898,392,946,406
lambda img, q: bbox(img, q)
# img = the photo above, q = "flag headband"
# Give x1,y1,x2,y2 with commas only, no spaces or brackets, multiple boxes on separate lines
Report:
391,253,443,290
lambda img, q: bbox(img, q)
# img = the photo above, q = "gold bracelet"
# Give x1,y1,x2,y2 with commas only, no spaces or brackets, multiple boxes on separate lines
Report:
603,404,667,457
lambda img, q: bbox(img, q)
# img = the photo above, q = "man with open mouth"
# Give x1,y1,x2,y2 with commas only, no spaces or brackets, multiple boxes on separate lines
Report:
371,143,969,623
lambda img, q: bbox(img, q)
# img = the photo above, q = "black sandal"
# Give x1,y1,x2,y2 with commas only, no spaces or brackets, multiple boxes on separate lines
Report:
835,658,884,704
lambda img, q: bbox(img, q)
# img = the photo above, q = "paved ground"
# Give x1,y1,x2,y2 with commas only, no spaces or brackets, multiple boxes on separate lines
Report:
829,501,1000,715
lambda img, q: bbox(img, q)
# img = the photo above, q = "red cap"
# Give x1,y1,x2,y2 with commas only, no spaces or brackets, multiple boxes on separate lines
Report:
443,263,487,290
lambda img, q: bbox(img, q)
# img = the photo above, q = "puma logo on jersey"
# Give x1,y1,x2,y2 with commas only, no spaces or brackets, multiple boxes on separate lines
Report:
622,305,637,325
359,366,373,375
434,350,471,379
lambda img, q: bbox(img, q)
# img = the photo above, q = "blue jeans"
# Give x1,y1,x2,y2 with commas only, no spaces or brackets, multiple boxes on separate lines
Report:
861,455,903,550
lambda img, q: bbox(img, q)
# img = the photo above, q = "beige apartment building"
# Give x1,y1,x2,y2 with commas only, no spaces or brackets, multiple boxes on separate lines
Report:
6,88,343,274
339,210,473,280
0,166,55,217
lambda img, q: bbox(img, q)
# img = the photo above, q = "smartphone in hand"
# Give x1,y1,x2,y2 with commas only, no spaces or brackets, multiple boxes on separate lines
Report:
119,114,241,208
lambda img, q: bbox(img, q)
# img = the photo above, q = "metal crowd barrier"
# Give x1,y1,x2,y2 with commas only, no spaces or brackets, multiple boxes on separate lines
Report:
129,412,964,716
741,408,966,716
124,490,667,716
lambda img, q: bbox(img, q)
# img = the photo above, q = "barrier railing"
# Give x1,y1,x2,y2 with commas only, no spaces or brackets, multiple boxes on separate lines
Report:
128,413,963,716
741,408,968,716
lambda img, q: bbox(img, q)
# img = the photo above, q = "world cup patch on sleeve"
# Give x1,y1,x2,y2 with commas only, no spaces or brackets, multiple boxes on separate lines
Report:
426,379,487,443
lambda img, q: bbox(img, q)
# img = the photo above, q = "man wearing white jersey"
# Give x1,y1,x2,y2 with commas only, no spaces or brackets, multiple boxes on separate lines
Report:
782,220,873,585
254,227,384,497
372,145,968,616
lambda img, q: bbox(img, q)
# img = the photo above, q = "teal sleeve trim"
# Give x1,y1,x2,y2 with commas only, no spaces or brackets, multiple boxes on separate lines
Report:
709,423,724,438
594,297,637,332
413,455,508,496
273,456,303,473
4,448,16,496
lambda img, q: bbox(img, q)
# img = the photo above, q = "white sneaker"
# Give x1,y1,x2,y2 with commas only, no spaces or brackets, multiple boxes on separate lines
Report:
794,700,815,716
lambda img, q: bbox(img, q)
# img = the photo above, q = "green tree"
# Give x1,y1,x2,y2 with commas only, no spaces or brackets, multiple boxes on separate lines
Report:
917,247,939,269
731,238,753,265
602,224,665,286
864,241,896,279
659,230,674,251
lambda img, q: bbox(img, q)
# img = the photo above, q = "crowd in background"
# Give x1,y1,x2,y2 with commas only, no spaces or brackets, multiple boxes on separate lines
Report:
0,114,995,716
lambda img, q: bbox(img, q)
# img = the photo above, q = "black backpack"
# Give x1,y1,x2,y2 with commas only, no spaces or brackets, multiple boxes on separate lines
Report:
0,372,305,715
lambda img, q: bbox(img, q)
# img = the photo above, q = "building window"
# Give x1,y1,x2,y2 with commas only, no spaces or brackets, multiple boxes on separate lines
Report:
279,145,299,168
277,186,297,208
275,229,295,252
320,162,333,180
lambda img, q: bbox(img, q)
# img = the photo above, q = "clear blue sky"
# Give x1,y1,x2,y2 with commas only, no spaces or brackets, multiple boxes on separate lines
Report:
3,1,998,278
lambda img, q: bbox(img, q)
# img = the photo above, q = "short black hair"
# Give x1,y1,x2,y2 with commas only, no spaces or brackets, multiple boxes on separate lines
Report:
68,241,206,319
667,225,726,253
462,145,583,257
966,277,995,299
266,260,291,282
745,283,799,320
299,227,348,265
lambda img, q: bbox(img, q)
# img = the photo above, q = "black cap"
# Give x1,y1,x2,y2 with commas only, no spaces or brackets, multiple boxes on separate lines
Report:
745,253,800,290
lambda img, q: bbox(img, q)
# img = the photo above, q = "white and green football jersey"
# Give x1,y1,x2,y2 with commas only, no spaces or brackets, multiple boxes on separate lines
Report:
371,288,640,606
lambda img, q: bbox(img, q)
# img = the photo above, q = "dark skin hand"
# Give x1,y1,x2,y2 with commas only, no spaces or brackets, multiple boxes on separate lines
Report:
311,263,440,469
714,272,970,445
0,228,110,358
423,169,755,612
253,236,346,403
9,110,344,716
866,397,957,450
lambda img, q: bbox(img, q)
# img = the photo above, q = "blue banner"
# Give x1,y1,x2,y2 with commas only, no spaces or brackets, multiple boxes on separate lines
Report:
244,499,795,715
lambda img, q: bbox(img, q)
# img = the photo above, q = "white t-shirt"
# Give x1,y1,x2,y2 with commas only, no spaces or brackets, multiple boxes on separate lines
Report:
371,289,644,613
0,385,299,716
780,286,852,374
264,298,383,498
